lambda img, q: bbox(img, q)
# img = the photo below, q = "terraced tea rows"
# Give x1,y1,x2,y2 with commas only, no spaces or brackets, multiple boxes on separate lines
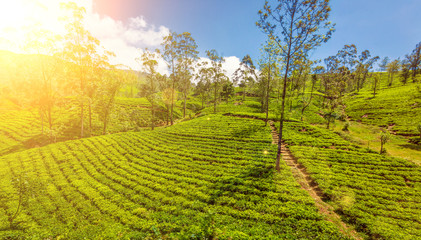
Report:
282,121,421,239
345,83,421,135
0,115,346,239
0,109,43,155
204,97,325,124
0,97,182,156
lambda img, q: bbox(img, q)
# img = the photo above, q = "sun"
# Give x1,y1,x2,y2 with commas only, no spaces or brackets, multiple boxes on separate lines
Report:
0,0,91,54
0,1,27,32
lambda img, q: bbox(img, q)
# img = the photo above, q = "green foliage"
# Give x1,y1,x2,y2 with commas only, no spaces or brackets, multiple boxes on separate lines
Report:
0,97,186,156
345,81,421,135
380,130,391,154
342,121,350,131
400,63,411,84
220,81,235,102
417,123,421,136
284,120,421,239
331,187,355,212
0,115,345,239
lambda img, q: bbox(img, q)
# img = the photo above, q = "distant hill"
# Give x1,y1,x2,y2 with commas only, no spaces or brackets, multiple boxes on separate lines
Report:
345,75,421,136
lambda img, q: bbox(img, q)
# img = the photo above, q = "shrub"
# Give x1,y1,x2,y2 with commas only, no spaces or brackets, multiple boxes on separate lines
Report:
417,123,421,139
380,130,390,154
342,121,350,131
331,187,355,212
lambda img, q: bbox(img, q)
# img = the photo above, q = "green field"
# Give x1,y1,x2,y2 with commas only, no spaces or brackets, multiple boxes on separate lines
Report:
0,2,420,238
0,115,346,239
345,81,421,136
0,96,187,156
282,121,421,239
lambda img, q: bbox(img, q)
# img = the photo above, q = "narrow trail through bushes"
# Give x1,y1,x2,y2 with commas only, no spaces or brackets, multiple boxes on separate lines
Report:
267,120,362,240
224,113,362,239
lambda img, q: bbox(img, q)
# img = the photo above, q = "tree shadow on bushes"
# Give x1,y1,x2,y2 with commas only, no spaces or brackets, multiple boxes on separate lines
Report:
208,161,275,205
230,124,262,138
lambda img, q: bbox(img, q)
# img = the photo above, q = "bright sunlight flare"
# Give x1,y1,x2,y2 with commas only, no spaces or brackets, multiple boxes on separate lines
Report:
0,0,90,53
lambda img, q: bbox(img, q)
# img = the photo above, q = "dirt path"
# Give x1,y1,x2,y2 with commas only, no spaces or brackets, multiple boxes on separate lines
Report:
268,120,362,240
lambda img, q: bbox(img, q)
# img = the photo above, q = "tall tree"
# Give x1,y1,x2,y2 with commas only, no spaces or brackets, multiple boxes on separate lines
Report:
206,50,225,113
157,73,172,125
386,59,400,87
288,56,313,112
161,31,179,125
220,76,234,103
257,0,335,171
258,39,281,124
233,55,257,101
138,49,161,130
300,65,322,121
400,58,411,85
95,65,128,135
176,32,199,118
323,54,345,129
61,2,102,138
355,49,379,92
195,62,212,108
408,42,421,82
23,29,62,140
379,56,389,72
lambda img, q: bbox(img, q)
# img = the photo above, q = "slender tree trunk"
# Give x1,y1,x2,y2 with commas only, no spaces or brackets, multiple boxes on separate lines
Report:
88,101,92,137
80,102,84,138
170,60,175,125
373,76,378,98
103,113,108,135
275,50,292,172
170,79,175,125
40,110,44,134
265,59,271,126
48,107,53,141
151,101,155,130
103,85,119,135
390,73,393,86
289,79,294,112
356,76,360,92
214,81,218,114
80,67,84,138
362,69,369,89
326,114,330,129
9,176,24,228
152,75,155,130
183,93,186,118
166,106,169,125
301,79,315,121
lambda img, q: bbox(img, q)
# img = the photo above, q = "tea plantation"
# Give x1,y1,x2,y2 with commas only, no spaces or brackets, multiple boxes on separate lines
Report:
0,115,347,239
282,121,421,239
345,81,421,136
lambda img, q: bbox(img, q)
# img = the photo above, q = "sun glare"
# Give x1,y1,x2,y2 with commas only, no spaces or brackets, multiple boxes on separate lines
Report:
0,0,90,54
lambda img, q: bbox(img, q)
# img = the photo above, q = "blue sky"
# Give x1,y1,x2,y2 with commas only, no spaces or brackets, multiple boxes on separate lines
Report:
93,0,421,68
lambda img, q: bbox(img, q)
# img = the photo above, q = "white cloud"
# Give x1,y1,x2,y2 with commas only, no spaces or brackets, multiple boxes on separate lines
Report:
222,56,241,80
0,0,170,73
130,16,147,29
192,56,242,82
83,4,169,72
0,0,242,79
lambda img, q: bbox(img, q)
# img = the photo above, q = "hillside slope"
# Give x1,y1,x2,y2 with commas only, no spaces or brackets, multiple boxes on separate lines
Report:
345,82,421,136
0,97,182,156
0,115,345,239
281,121,421,239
